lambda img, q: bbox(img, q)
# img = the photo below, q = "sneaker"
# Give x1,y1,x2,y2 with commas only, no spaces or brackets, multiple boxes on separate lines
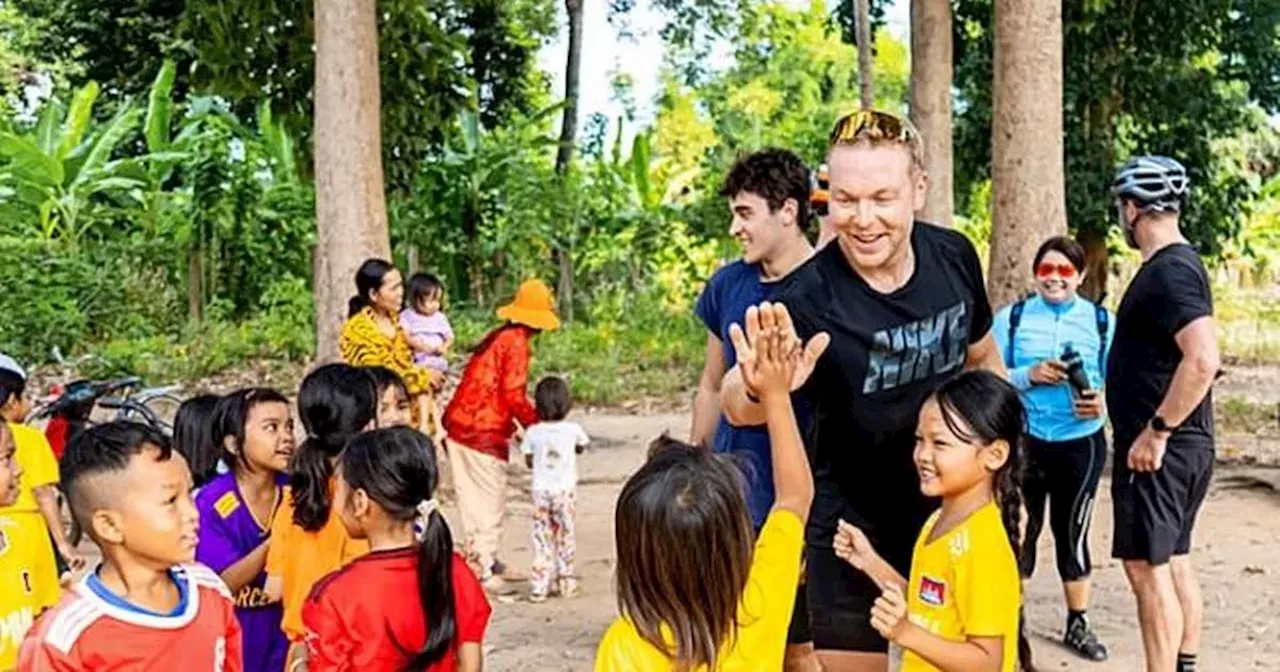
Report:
1064,617,1108,662
528,592,549,604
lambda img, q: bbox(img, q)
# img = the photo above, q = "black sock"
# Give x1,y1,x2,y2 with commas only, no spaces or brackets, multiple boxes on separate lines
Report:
1177,652,1197,672
1067,609,1088,631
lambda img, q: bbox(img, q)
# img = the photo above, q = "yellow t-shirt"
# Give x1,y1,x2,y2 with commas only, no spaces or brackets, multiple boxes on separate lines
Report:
0,514,60,669
265,484,369,641
0,423,60,515
594,508,804,671
901,501,1021,672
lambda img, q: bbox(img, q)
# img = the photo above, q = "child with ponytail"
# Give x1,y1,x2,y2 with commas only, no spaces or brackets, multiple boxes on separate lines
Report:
303,427,491,671
834,370,1033,672
265,364,375,668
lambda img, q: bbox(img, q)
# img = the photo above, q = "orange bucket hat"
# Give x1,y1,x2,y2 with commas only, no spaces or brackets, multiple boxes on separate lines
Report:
496,279,560,331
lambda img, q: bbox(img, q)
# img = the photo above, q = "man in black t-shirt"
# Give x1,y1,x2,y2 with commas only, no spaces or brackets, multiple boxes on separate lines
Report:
1107,156,1219,672
721,110,1005,671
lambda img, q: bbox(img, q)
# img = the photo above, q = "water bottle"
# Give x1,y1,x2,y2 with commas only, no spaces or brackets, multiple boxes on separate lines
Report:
1061,342,1092,396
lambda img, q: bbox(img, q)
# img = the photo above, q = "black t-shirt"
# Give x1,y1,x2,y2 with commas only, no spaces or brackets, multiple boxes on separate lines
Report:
1106,243,1215,448
776,223,993,570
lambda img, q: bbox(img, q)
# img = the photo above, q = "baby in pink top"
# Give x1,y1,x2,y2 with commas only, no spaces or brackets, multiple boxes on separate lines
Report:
400,273,454,373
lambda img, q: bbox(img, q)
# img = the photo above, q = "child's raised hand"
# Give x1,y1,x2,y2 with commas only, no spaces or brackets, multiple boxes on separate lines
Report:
833,519,878,572
727,302,831,401
870,583,909,643
748,323,797,401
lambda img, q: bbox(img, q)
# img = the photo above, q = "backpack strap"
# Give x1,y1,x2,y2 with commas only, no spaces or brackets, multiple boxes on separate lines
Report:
1006,298,1027,369
1095,302,1109,373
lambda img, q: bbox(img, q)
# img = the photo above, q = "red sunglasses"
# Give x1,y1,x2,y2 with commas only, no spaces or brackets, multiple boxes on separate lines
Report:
1036,262,1078,278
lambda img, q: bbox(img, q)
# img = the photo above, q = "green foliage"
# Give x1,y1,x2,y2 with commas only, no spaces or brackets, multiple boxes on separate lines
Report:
0,81,155,243
449,300,706,407
17,0,557,194
0,238,184,363
653,1,909,240
954,0,1280,256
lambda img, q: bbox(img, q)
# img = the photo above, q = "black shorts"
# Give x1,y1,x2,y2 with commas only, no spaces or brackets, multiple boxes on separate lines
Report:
787,573,811,645
1111,440,1213,565
805,545,889,652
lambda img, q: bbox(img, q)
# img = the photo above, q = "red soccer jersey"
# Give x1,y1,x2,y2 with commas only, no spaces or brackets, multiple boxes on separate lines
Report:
302,548,491,672
18,563,243,672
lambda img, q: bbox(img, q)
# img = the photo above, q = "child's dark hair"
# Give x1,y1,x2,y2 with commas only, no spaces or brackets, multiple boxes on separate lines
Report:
348,258,397,317
341,427,455,668
216,388,290,473
534,376,571,422
720,148,813,233
405,273,443,312
930,370,1035,672
173,394,222,487
366,366,409,404
292,364,377,531
0,369,25,409
614,437,753,670
60,421,172,532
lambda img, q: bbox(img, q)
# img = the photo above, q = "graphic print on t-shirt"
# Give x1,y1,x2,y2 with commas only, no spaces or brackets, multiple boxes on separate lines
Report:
864,302,969,394
919,575,947,606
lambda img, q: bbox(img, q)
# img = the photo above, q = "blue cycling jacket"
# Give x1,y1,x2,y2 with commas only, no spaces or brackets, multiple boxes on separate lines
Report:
993,295,1115,442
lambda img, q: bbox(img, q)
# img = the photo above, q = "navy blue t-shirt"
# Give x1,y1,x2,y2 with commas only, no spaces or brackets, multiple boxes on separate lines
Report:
695,260,794,528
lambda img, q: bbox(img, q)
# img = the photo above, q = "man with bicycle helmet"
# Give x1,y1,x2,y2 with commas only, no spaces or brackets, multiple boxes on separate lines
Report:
1106,156,1218,672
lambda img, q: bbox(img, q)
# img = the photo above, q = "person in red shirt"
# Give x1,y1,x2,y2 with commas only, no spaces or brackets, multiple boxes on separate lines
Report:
303,427,491,671
19,422,242,671
442,278,559,594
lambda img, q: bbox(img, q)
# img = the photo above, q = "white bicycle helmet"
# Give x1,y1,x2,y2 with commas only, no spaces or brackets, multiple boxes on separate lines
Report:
1112,155,1190,213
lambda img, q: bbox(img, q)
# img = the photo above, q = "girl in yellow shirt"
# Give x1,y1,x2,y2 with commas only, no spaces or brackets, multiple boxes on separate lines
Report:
834,370,1032,672
595,304,824,671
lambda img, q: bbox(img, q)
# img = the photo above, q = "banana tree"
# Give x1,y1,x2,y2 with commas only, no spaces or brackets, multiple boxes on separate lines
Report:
0,81,152,244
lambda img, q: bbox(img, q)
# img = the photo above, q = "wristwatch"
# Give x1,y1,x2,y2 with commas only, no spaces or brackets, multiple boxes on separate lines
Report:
1150,415,1177,434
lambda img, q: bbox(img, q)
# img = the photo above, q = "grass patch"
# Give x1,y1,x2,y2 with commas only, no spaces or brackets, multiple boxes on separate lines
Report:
450,308,705,407
1216,396,1280,435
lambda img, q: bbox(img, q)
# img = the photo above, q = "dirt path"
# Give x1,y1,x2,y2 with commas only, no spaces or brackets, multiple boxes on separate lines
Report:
450,412,1280,671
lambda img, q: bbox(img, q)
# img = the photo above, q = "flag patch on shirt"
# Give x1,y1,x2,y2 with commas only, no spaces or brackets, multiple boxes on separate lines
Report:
214,492,240,518
919,575,946,606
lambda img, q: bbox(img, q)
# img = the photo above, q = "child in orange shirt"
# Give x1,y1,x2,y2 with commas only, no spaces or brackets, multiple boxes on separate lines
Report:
264,364,376,668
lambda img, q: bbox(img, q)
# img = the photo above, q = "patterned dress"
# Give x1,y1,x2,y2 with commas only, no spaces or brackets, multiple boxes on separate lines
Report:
339,307,436,395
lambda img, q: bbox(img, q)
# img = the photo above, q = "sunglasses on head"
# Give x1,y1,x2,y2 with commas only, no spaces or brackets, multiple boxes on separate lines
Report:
829,110,919,146
1036,262,1078,279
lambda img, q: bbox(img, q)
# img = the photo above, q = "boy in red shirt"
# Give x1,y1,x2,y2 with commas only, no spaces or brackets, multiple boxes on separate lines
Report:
19,422,242,671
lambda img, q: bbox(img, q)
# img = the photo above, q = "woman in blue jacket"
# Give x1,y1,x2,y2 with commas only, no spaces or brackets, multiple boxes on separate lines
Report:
993,236,1114,663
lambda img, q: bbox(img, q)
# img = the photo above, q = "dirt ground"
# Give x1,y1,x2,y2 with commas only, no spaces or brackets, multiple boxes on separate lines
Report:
453,411,1280,671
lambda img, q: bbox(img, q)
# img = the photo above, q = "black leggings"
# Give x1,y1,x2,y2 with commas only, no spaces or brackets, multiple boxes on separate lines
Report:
1020,429,1107,582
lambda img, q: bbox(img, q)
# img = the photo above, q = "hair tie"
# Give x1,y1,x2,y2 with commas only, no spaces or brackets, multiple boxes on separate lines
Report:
413,498,438,541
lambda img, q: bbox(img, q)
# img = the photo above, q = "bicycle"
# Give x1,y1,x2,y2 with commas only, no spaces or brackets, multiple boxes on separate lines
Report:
26,376,184,548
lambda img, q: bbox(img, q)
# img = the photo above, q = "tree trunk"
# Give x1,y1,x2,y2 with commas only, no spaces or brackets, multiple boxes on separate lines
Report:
909,0,954,227
855,0,876,108
555,0,583,175
553,0,584,323
313,0,391,363
187,242,202,323
1077,93,1121,303
988,0,1066,310
1078,227,1110,303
